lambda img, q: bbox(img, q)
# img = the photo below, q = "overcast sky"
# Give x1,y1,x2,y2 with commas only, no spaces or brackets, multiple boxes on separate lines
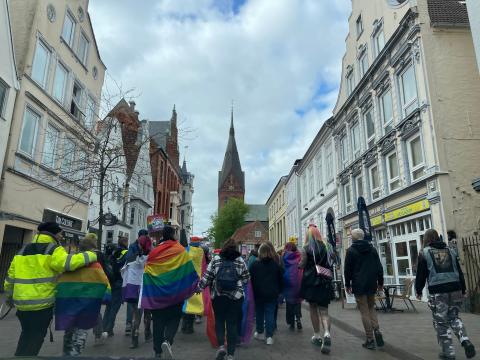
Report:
89,0,351,236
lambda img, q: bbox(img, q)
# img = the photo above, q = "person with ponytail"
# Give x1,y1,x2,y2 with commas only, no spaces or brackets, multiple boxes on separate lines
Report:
299,224,334,354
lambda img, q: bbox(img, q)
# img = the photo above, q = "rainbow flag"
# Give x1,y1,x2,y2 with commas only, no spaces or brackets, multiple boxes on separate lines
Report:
141,240,199,310
183,246,206,315
55,262,111,330
283,251,303,304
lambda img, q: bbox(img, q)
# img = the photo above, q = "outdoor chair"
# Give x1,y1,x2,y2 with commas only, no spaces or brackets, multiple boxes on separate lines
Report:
375,291,387,312
392,278,417,312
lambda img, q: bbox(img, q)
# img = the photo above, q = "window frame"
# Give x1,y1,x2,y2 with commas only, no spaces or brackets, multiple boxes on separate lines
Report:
70,80,85,121
308,165,314,200
355,174,364,199
398,64,418,117
41,123,60,168
31,38,51,89
316,154,323,193
358,48,368,79
356,14,364,38
77,31,90,65
344,182,352,213
340,135,348,169
326,145,334,183
406,134,425,181
386,150,401,191
363,107,376,149
52,61,69,104
61,137,76,176
61,10,76,48
369,163,381,201
19,106,41,157
0,79,8,117
346,70,355,96
379,88,394,134
85,95,96,129
351,122,361,159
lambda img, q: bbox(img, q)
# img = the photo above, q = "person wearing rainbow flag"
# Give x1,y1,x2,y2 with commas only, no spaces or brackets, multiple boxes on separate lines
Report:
55,235,111,356
282,237,303,331
300,224,334,355
141,225,199,359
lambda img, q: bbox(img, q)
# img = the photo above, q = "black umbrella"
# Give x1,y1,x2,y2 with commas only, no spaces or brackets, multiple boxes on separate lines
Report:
325,212,337,250
357,196,373,242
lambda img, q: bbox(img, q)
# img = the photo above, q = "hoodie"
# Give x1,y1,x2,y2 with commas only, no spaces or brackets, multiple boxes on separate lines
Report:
344,240,384,296
415,241,466,296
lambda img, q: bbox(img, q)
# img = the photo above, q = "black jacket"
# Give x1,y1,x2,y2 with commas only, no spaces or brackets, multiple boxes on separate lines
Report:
344,240,384,296
415,241,466,295
250,258,284,303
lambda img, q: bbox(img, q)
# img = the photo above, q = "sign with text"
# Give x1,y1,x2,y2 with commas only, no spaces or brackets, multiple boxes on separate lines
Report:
384,199,430,223
147,214,167,233
42,209,82,231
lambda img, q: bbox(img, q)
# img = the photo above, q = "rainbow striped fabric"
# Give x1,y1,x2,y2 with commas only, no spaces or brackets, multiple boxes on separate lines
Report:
55,262,111,330
141,240,199,310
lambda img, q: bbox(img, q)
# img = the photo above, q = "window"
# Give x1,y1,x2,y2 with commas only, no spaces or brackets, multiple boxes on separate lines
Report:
76,149,87,182
407,135,425,181
399,65,418,116
359,50,368,78
62,138,76,175
373,30,385,57
62,11,75,47
316,155,323,192
70,81,84,120
340,136,348,169
0,81,7,116
364,107,375,148
386,151,400,191
255,230,261,238
356,15,363,37
344,182,352,212
326,146,333,181
351,123,361,159
52,62,68,103
346,71,355,95
379,89,394,133
42,124,59,168
77,32,89,65
19,107,40,156
85,96,96,129
302,176,307,205
355,175,364,199
308,166,314,199
369,164,380,200
31,40,51,88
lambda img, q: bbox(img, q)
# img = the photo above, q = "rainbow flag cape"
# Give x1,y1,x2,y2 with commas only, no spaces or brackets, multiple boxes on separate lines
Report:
183,246,206,315
55,262,111,330
283,251,303,304
141,240,199,310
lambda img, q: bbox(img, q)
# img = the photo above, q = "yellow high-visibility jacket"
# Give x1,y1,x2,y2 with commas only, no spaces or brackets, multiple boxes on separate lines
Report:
3,232,97,311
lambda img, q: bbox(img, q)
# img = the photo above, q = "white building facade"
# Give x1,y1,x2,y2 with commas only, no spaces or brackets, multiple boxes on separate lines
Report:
285,159,302,246
180,160,194,241
298,120,339,248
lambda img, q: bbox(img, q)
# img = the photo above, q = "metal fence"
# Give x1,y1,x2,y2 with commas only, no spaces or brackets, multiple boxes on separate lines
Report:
462,236,480,313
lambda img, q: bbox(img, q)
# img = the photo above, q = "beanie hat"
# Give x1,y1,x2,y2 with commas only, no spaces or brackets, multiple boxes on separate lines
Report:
38,221,62,235
138,229,149,236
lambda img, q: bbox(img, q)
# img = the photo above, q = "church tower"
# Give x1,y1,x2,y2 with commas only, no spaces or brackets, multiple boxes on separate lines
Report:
218,108,245,210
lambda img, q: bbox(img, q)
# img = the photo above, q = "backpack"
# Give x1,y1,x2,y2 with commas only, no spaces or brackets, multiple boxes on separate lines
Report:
216,259,239,292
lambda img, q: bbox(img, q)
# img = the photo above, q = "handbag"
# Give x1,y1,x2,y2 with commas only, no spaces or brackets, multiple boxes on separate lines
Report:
312,241,333,280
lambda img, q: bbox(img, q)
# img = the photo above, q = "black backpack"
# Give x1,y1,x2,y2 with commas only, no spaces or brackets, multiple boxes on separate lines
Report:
216,259,239,292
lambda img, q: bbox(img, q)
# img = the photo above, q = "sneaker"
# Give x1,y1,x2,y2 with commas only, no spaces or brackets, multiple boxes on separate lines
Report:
266,337,274,345
438,353,456,360
254,331,265,341
462,340,476,359
311,336,322,347
374,329,384,348
215,346,227,360
321,335,331,354
161,341,173,359
296,321,303,330
101,332,108,339
362,339,376,350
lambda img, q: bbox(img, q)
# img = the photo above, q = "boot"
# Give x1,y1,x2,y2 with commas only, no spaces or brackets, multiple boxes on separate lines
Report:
129,330,139,349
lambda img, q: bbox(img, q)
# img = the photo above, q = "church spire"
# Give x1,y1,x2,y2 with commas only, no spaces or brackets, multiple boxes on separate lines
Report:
230,101,234,136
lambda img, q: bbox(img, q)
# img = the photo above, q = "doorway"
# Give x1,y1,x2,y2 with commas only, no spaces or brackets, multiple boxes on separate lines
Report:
0,226,32,292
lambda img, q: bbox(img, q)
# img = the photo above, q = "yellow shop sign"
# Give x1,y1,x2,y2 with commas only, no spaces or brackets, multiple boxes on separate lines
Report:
371,215,383,227
384,199,430,222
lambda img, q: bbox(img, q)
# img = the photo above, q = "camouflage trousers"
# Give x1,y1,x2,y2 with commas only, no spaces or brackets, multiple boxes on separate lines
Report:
429,291,470,357
63,328,88,356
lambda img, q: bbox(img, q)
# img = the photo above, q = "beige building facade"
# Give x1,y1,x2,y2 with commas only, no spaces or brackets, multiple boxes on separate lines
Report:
0,0,105,288
332,0,480,296
267,176,287,250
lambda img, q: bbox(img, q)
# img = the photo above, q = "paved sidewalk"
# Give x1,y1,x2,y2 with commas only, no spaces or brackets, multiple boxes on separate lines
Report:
327,299,480,360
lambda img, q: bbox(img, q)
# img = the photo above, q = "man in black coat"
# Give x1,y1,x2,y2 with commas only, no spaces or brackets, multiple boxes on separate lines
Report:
344,228,384,350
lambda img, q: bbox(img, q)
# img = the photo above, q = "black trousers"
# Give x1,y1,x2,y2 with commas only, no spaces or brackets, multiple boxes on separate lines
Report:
15,307,53,356
212,296,243,356
286,302,302,325
151,303,183,354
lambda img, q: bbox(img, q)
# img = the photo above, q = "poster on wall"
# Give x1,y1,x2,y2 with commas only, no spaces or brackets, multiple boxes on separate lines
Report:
147,214,167,233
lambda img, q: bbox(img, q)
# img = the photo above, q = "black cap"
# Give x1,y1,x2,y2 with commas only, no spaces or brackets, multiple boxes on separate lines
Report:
138,229,149,236
38,221,62,235
162,225,175,241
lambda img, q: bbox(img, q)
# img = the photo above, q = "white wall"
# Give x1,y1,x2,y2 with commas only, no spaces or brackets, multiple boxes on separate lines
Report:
467,0,480,72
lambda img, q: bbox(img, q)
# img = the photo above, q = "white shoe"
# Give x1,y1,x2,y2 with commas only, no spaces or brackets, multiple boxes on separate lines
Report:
266,337,274,345
161,341,173,359
101,331,108,339
215,346,227,360
254,331,265,341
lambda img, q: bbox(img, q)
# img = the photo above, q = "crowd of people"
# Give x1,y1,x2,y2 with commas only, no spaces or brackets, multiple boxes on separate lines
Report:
3,221,477,360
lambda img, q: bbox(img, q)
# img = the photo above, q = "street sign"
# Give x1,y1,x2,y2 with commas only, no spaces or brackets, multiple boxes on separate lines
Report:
102,212,118,226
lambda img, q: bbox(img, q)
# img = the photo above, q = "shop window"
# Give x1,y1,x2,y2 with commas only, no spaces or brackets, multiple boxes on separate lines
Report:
386,150,400,191
425,217,431,229
409,240,418,275
412,220,417,233
379,242,394,276
32,39,51,89
407,135,425,181
399,64,418,116
419,219,424,231
397,259,410,276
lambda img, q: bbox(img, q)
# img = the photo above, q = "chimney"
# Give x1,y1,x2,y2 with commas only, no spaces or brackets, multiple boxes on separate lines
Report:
129,101,136,111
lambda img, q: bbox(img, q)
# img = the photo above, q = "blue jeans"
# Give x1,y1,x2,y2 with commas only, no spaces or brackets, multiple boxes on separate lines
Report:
103,287,123,334
255,301,276,338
